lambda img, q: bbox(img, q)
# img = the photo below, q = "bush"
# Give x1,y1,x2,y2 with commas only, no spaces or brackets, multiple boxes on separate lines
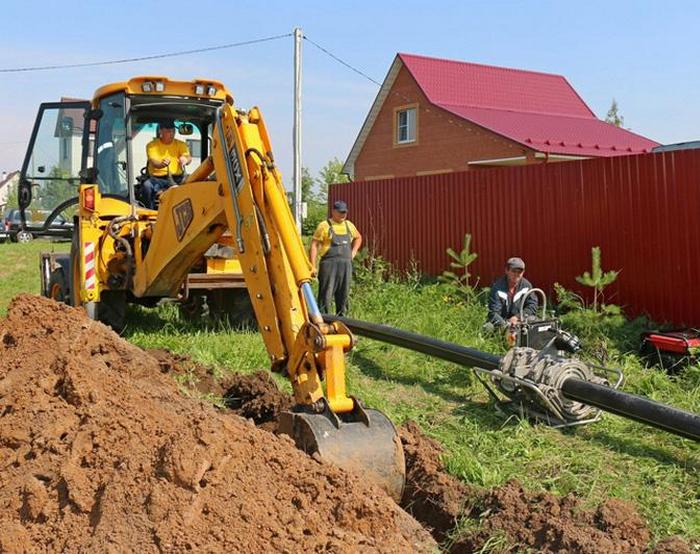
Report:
302,200,328,236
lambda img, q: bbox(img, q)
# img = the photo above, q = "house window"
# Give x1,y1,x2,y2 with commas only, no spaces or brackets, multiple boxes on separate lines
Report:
396,107,416,144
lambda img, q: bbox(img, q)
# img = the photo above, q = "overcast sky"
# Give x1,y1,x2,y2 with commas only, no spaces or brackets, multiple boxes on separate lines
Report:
1,0,698,184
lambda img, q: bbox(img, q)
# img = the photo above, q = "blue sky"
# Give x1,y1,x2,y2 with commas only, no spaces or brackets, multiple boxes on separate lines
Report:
1,0,698,183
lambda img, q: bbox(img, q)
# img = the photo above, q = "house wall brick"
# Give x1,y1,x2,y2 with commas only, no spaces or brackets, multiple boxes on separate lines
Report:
353,66,535,180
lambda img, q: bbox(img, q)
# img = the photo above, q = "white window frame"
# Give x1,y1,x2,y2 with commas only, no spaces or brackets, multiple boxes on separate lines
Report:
396,106,417,144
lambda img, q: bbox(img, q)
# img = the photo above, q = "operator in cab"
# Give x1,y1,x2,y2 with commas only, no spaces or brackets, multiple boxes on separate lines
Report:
310,200,362,316
484,257,538,332
142,119,192,209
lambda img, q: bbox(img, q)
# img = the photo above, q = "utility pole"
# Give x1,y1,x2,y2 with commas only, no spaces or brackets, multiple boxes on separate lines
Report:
293,27,303,232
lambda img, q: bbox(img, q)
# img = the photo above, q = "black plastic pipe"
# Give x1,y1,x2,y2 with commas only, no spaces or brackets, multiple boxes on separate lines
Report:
562,379,700,441
326,315,501,370
325,315,700,442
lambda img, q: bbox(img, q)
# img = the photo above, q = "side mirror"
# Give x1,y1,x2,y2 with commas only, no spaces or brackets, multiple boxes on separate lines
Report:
178,123,194,136
80,167,97,184
18,180,32,210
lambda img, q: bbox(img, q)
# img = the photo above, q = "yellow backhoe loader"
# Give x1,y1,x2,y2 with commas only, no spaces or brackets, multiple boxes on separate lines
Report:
18,76,404,499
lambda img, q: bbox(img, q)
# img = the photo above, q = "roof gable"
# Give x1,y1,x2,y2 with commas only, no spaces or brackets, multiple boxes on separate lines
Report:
343,53,659,177
399,53,595,119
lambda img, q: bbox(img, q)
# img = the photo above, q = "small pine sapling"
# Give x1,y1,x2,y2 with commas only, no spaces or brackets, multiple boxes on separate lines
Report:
575,246,619,312
439,233,478,294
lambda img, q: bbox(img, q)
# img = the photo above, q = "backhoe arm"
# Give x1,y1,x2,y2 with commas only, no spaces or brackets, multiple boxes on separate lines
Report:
209,103,355,413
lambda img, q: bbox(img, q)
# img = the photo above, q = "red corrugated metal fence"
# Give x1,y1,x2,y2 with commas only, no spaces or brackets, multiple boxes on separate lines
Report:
329,149,700,325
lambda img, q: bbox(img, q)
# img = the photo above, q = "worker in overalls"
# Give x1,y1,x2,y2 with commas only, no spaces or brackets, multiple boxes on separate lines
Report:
309,200,363,316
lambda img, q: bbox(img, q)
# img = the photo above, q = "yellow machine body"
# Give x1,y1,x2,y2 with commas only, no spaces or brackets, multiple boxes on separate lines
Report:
20,76,404,499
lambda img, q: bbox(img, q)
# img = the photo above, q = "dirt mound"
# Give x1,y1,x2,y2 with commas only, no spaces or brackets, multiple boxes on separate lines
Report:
652,536,697,554
148,348,226,397
145,350,295,431
399,422,657,553
399,421,474,542
203,372,666,553
223,371,294,431
155,351,686,553
451,481,650,553
0,295,435,553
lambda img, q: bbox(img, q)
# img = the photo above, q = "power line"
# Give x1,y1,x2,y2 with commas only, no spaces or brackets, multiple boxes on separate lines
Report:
302,35,482,143
0,33,293,73
303,36,383,87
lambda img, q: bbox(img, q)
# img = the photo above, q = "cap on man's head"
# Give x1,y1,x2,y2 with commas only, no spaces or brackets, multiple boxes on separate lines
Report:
506,257,525,270
159,119,176,130
333,200,348,212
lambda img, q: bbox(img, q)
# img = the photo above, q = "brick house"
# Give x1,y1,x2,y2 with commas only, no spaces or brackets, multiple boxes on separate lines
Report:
343,53,659,180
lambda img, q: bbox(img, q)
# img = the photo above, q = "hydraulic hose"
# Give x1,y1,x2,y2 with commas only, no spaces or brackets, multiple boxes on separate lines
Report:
325,315,700,442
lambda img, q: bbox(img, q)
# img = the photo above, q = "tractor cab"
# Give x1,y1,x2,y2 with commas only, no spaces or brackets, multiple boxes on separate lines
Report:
19,77,229,227
20,77,247,325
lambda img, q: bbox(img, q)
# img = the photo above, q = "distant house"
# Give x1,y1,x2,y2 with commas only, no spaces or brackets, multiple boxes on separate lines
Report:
0,171,19,213
343,53,659,180
652,140,700,153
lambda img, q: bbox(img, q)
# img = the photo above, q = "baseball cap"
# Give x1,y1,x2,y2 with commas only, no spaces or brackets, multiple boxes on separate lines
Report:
333,200,348,212
506,257,525,270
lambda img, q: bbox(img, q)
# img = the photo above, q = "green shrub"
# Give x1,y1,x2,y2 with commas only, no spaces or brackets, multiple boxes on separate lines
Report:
301,200,328,236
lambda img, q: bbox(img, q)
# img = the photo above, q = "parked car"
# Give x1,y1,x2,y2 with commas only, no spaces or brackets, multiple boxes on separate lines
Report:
2,208,74,243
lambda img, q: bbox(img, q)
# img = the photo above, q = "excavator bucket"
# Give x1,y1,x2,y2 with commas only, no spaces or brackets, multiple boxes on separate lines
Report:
278,402,405,502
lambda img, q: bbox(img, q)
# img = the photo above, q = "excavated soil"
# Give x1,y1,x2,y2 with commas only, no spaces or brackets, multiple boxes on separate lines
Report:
0,294,694,553
152,349,690,553
0,295,435,553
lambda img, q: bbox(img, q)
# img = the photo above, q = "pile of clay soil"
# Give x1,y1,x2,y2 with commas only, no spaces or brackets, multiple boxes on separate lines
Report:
0,295,435,553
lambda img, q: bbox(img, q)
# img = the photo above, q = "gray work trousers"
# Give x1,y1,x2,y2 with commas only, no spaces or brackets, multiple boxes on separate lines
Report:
318,258,353,316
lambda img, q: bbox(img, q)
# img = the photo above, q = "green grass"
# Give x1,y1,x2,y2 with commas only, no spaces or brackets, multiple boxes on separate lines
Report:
0,239,70,316
1,243,698,543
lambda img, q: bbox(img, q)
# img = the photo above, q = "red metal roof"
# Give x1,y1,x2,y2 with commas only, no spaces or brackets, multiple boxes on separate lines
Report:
399,53,659,157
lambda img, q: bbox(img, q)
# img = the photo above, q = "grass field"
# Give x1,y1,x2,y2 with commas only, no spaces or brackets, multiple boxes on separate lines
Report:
1,239,698,544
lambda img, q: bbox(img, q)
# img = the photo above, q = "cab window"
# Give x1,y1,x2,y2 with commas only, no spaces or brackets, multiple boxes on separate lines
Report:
95,93,128,196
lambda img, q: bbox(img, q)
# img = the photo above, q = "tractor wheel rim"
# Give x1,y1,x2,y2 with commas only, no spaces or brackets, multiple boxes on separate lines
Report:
50,283,64,301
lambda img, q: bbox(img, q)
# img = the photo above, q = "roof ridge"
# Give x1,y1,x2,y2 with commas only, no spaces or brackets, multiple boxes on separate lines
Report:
438,102,595,120
398,52,566,80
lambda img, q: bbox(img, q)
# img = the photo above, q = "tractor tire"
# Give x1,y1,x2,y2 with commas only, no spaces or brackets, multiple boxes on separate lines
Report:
179,291,210,321
47,269,69,304
87,291,127,333
208,289,257,329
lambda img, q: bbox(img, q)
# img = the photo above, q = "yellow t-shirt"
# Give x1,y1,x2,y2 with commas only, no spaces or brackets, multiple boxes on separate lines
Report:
146,138,190,177
313,219,360,258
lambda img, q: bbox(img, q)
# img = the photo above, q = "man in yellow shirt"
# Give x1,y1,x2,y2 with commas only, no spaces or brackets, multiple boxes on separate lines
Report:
142,119,192,209
309,200,362,316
